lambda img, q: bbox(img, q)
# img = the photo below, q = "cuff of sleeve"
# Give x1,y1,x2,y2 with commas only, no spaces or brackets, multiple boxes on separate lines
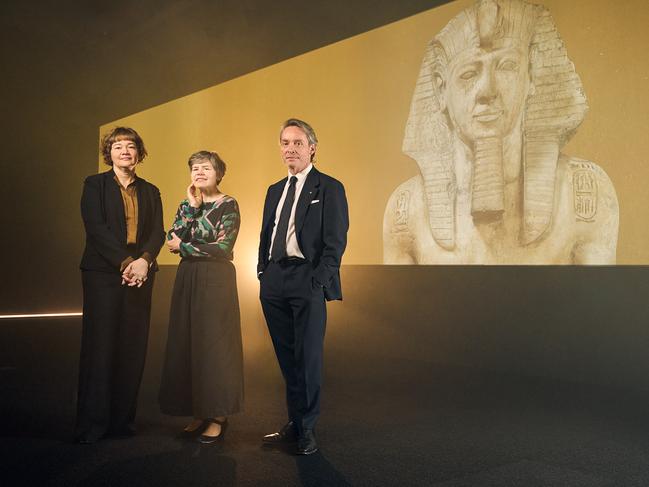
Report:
119,256,134,272
179,242,192,257
140,252,152,264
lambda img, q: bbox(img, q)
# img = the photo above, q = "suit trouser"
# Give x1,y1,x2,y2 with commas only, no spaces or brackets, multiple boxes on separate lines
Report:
75,270,154,438
260,260,326,434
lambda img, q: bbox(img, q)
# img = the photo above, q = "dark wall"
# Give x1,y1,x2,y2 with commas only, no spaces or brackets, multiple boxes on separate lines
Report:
331,266,649,390
144,265,649,394
0,0,450,312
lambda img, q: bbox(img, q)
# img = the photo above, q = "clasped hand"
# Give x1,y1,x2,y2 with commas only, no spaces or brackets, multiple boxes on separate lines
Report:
121,257,149,287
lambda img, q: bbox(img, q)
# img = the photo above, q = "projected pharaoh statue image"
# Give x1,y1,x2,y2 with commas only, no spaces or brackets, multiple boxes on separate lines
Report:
383,0,619,264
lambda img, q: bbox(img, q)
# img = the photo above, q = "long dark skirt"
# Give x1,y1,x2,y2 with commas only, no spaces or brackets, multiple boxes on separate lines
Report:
159,258,243,418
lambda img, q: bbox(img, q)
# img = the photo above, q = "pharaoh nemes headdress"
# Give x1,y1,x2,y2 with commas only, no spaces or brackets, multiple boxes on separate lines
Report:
402,0,587,249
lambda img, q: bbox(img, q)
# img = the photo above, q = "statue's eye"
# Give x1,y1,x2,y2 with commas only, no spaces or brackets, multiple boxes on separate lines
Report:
498,59,518,71
459,70,477,80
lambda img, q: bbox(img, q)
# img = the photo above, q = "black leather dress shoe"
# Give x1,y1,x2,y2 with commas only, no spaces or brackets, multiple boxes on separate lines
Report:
296,430,318,455
262,421,298,444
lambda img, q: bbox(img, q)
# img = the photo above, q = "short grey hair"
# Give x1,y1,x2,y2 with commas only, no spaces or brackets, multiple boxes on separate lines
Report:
187,150,226,184
280,118,318,161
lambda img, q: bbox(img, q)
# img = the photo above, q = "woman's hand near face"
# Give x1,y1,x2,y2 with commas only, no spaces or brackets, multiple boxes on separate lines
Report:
187,183,202,208
167,232,182,254
121,258,149,287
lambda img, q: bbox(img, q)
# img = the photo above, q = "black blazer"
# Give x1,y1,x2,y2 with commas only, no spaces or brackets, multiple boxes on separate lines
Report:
80,170,165,273
258,166,349,301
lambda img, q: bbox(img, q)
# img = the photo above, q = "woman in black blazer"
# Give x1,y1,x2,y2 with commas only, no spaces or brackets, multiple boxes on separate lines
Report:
75,126,165,444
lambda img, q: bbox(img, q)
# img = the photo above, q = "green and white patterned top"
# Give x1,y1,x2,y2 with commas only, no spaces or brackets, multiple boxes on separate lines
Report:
167,196,240,260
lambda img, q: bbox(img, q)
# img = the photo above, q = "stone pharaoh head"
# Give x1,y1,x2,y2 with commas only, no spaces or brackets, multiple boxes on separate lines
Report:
402,0,587,249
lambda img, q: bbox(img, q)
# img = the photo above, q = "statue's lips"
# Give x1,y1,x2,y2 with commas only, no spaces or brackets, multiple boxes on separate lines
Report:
473,110,503,122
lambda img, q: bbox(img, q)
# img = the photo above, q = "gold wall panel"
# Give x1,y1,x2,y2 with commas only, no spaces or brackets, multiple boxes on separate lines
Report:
101,0,649,267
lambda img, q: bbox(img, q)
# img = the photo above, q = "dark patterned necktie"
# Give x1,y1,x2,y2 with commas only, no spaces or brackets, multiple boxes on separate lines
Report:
271,176,298,261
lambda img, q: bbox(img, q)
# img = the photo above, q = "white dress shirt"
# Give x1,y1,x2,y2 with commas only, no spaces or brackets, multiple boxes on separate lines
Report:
269,163,313,259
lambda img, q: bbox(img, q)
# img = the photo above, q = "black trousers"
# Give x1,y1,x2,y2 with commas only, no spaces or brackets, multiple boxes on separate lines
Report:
260,260,326,434
75,270,155,439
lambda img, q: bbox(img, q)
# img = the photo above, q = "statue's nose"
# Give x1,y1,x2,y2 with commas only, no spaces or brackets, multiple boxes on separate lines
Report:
476,69,498,104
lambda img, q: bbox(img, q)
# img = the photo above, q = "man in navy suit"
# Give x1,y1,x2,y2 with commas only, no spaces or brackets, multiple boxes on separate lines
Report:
258,118,349,455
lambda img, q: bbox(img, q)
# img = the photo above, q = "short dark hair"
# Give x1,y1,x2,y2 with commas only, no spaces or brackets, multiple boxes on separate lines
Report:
280,118,318,162
188,151,227,184
100,127,147,166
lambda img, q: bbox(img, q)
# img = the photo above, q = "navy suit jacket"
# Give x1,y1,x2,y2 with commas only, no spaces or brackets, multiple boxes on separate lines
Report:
258,166,349,301
80,170,165,273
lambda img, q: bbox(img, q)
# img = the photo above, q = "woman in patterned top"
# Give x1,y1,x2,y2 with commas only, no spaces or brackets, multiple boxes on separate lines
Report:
159,151,244,444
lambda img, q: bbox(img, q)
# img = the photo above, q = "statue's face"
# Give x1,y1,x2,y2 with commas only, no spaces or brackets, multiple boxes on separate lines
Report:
444,46,530,144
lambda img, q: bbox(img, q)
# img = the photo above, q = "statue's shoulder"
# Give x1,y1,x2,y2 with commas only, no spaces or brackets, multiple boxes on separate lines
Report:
564,156,612,182
558,156,619,263
384,175,425,223
383,175,425,263
385,175,425,207
560,155,618,223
